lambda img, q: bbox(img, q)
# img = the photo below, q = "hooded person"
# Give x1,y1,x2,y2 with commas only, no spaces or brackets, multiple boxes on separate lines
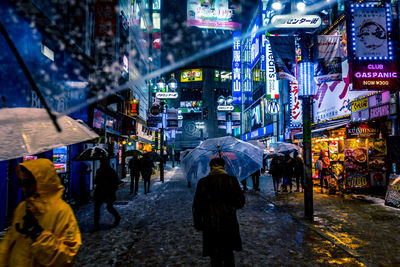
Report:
0,158,81,266
192,158,245,267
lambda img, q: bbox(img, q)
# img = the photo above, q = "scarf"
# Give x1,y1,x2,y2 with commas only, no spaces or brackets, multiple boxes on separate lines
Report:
209,165,227,176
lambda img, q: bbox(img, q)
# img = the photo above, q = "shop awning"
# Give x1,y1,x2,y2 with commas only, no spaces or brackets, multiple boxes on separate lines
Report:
294,118,350,140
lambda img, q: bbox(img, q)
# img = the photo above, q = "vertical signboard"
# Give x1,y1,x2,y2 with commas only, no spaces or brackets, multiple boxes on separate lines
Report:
265,37,279,99
350,4,398,90
290,82,302,126
232,32,242,104
249,16,260,69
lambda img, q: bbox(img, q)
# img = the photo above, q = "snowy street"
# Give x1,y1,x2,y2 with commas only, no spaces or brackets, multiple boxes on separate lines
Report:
74,166,362,266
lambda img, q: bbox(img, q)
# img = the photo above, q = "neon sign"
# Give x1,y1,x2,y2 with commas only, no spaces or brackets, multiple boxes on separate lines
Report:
232,32,242,104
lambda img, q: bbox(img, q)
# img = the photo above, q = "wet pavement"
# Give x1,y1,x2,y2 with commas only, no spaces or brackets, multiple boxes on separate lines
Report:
254,175,400,266
73,165,371,266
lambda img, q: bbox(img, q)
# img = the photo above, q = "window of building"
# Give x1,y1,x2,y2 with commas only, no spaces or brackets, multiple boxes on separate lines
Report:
180,87,203,100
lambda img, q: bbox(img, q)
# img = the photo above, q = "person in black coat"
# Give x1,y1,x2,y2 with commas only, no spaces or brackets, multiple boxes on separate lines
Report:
293,151,304,192
282,154,295,192
140,154,155,194
128,155,141,195
251,169,261,191
193,158,245,267
269,156,283,194
93,159,120,230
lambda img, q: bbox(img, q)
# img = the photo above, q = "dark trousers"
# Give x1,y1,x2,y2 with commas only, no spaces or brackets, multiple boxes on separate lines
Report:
143,174,151,194
320,169,329,189
210,249,235,267
130,172,140,194
94,200,120,228
251,174,260,191
241,179,247,191
295,175,304,190
283,176,292,191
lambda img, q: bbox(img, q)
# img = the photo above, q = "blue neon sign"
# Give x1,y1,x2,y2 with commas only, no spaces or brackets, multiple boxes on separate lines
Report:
232,31,242,105
249,16,260,69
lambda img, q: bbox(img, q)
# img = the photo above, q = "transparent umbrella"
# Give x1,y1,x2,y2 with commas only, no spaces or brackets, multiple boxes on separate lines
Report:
0,107,99,162
181,136,264,185
265,142,300,156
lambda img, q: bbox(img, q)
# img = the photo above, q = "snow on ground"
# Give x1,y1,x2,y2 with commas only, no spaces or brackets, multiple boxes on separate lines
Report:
74,166,361,266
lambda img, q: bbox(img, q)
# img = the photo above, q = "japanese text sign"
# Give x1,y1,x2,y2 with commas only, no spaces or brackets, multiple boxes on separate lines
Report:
369,104,390,120
290,82,302,126
271,15,321,29
232,32,242,104
351,98,368,112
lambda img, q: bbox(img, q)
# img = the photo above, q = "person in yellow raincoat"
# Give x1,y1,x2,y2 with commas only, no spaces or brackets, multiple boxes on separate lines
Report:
0,158,81,266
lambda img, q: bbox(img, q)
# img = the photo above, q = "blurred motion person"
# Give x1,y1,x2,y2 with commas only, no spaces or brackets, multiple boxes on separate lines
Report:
93,159,121,230
0,158,81,266
293,151,304,192
193,158,245,267
140,154,155,194
128,155,141,195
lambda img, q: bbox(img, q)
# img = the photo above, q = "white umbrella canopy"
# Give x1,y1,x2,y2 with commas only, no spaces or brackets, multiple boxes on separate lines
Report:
265,142,300,156
0,108,99,161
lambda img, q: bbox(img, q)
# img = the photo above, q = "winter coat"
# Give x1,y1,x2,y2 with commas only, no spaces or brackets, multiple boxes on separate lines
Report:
192,171,245,256
0,159,81,267
283,157,295,178
293,156,304,178
140,155,154,178
269,157,283,177
94,164,119,203
128,157,141,176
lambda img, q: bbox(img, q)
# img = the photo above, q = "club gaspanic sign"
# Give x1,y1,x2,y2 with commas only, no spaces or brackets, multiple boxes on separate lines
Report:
350,4,399,90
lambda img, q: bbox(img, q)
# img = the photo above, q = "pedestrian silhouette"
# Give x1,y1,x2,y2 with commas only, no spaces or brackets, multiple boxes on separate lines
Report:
140,154,155,194
193,158,245,267
128,155,141,195
93,159,121,230
282,154,295,192
0,159,81,266
293,151,304,192
251,169,261,191
269,156,283,195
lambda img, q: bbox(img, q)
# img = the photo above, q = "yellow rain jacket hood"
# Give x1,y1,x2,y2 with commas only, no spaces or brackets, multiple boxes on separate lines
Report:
0,158,82,266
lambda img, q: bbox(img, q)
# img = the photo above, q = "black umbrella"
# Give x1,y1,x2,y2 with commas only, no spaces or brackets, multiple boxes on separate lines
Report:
143,151,162,162
73,146,112,161
125,149,143,157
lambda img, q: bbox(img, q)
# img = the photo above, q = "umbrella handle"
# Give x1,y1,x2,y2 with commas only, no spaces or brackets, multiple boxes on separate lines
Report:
217,145,222,158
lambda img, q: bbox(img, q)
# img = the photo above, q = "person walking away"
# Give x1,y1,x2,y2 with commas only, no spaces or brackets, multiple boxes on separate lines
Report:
140,154,155,194
0,158,81,266
251,169,261,191
315,155,325,192
193,158,245,267
293,151,304,192
241,178,248,191
128,155,141,195
93,159,121,230
269,156,283,195
282,154,295,192
321,152,330,192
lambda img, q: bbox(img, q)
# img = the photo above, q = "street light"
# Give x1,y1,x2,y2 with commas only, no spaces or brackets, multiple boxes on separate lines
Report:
217,95,234,136
167,78,178,91
296,0,306,11
272,0,283,10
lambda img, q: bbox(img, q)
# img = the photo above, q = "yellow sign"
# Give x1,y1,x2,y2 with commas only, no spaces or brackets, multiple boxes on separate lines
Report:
181,69,202,82
351,98,368,112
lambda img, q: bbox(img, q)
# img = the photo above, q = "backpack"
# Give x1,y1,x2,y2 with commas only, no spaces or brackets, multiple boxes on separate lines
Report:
315,159,323,171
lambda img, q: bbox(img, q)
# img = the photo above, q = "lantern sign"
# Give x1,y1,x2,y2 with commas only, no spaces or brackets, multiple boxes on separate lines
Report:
126,100,139,116
180,69,202,82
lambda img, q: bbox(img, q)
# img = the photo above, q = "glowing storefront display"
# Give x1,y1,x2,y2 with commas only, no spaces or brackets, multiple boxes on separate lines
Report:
180,69,203,82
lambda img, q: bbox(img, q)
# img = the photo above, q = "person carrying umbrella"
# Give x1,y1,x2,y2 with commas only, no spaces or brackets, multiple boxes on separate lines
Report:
192,158,245,267
269,155,284,195
128,155,141,195
0,159,81,266
93,159,121,230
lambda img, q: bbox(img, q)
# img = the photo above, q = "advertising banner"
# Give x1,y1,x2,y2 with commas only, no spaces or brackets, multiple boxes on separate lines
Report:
385,174,400,208
290,82,302,126
269,37,296,81
187,0,241,30
369,91,390,108
344,138,370,188
353,7,388,58
232,32,242,104
369,104,390,120
249,16,260,69
265,37,279,99
244,64,253,105
346,123,378,139
368,139,387,187
315,35,342,84
352,62,398,90
181,69,203,82
351,98,368,112
251,104,262,130
313,60,373,122
351,109,369,122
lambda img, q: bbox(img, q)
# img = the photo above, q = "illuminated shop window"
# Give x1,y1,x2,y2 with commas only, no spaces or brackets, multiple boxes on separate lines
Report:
214,70,220,82
221,71,232,82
